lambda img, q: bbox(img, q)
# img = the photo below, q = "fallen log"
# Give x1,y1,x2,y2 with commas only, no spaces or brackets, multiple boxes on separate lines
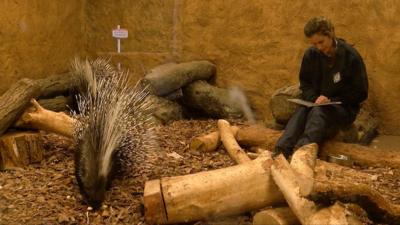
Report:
145,95,184,125
0,131,44,170
13,99,75,138
0,79,41,136
38,72,78,99
142,61,216,96
253,207,300,225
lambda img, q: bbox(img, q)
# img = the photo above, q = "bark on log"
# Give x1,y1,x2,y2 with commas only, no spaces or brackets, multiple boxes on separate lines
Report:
0,131,44,170
14,99,75,138
312,160,400,224
38,72,78,99
182,80,243,119
0,79,41,136
269,85,301,124
142,61,216,96
218,119,251,164
253,207,300,225
37,95,72,112
144,153,285,224
189,126,239,152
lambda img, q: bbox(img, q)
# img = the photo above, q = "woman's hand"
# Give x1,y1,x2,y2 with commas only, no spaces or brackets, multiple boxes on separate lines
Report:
315,95,330,104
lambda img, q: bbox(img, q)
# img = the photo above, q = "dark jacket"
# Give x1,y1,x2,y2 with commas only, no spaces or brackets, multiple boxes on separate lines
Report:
299,39,368,115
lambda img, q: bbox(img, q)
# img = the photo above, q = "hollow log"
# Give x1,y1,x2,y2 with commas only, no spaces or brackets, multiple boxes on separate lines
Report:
142,61,216,96
182,80,243,119
0,131,44,170
13,99,75,138
253,207,300,225
0,79,41,136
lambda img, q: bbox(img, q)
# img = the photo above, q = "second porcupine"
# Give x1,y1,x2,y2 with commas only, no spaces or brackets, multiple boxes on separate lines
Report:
71,58,158,208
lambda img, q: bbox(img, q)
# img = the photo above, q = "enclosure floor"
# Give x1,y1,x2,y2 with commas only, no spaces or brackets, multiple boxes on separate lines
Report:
0,120,399,225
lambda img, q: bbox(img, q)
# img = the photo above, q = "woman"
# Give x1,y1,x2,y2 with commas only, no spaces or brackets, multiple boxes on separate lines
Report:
273,17,368,159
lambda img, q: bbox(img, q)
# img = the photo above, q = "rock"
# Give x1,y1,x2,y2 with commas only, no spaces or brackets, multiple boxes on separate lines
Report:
270,85,379,144
182,80,243,119
269,85,301,124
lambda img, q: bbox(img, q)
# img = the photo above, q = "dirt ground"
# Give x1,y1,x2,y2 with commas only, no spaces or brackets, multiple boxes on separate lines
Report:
0,119,399,225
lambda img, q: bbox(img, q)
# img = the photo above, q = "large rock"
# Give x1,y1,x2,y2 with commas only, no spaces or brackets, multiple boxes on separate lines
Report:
269,85,379,145
145,95,184,125
182,80,243,119
269,85,302,124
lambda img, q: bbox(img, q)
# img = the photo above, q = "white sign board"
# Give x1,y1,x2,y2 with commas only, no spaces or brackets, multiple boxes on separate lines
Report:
112,29,128,39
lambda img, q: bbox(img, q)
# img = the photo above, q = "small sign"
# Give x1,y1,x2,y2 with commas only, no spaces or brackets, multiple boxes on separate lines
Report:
112,28,128,39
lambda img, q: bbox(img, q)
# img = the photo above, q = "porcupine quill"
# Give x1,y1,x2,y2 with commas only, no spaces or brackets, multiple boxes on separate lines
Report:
71,58,158,208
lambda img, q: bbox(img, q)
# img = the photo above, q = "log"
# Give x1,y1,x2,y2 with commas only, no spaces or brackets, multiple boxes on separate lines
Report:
38,72,78,99
0,131,44,170
234,125,400,169
182,80,243,119
144,153,285,224
218,119,250,164
37,95,72,112
13,99,75,138
312,160,400,224
253,207,300,225
142,61,216,96
269,85,301,124
0,78,41,136
189,126,239,152
271,154,363,225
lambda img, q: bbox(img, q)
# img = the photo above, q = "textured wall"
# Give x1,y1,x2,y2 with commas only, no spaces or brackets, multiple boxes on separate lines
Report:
0,1,85,94
73,0,400,134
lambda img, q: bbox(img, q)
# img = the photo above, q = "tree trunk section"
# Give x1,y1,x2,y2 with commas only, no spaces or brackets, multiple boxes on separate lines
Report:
0,79,41,136
0,131,44,170
144,153,285,224
38,72,77,99
189,126,239,152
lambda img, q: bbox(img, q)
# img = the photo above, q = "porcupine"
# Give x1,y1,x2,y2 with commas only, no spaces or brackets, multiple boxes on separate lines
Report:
71,58,157,208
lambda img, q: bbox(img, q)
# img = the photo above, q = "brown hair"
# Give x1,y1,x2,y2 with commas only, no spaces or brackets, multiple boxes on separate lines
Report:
304,16,335,38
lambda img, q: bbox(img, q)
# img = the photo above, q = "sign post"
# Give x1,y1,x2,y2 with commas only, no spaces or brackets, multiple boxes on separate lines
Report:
112,25,128,70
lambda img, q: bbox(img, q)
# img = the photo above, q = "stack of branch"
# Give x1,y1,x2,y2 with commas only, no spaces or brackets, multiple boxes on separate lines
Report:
0,73,76,169
143,121,400,225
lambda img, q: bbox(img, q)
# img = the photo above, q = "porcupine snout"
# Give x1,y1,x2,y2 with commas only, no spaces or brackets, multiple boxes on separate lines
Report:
75,133,117,209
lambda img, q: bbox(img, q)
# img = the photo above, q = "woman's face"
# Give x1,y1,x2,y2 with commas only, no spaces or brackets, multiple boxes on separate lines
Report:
309,33,334,57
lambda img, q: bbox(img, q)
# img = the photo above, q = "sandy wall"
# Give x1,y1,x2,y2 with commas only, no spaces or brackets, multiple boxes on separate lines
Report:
0,0,85,94
2,0,398,134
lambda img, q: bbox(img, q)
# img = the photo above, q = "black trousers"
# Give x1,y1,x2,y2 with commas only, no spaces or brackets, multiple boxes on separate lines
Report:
275,105,354,156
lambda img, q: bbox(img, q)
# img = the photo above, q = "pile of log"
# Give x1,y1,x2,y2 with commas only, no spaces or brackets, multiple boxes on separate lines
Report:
0,60,244,169
144,121,400,225
270,84,379,145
